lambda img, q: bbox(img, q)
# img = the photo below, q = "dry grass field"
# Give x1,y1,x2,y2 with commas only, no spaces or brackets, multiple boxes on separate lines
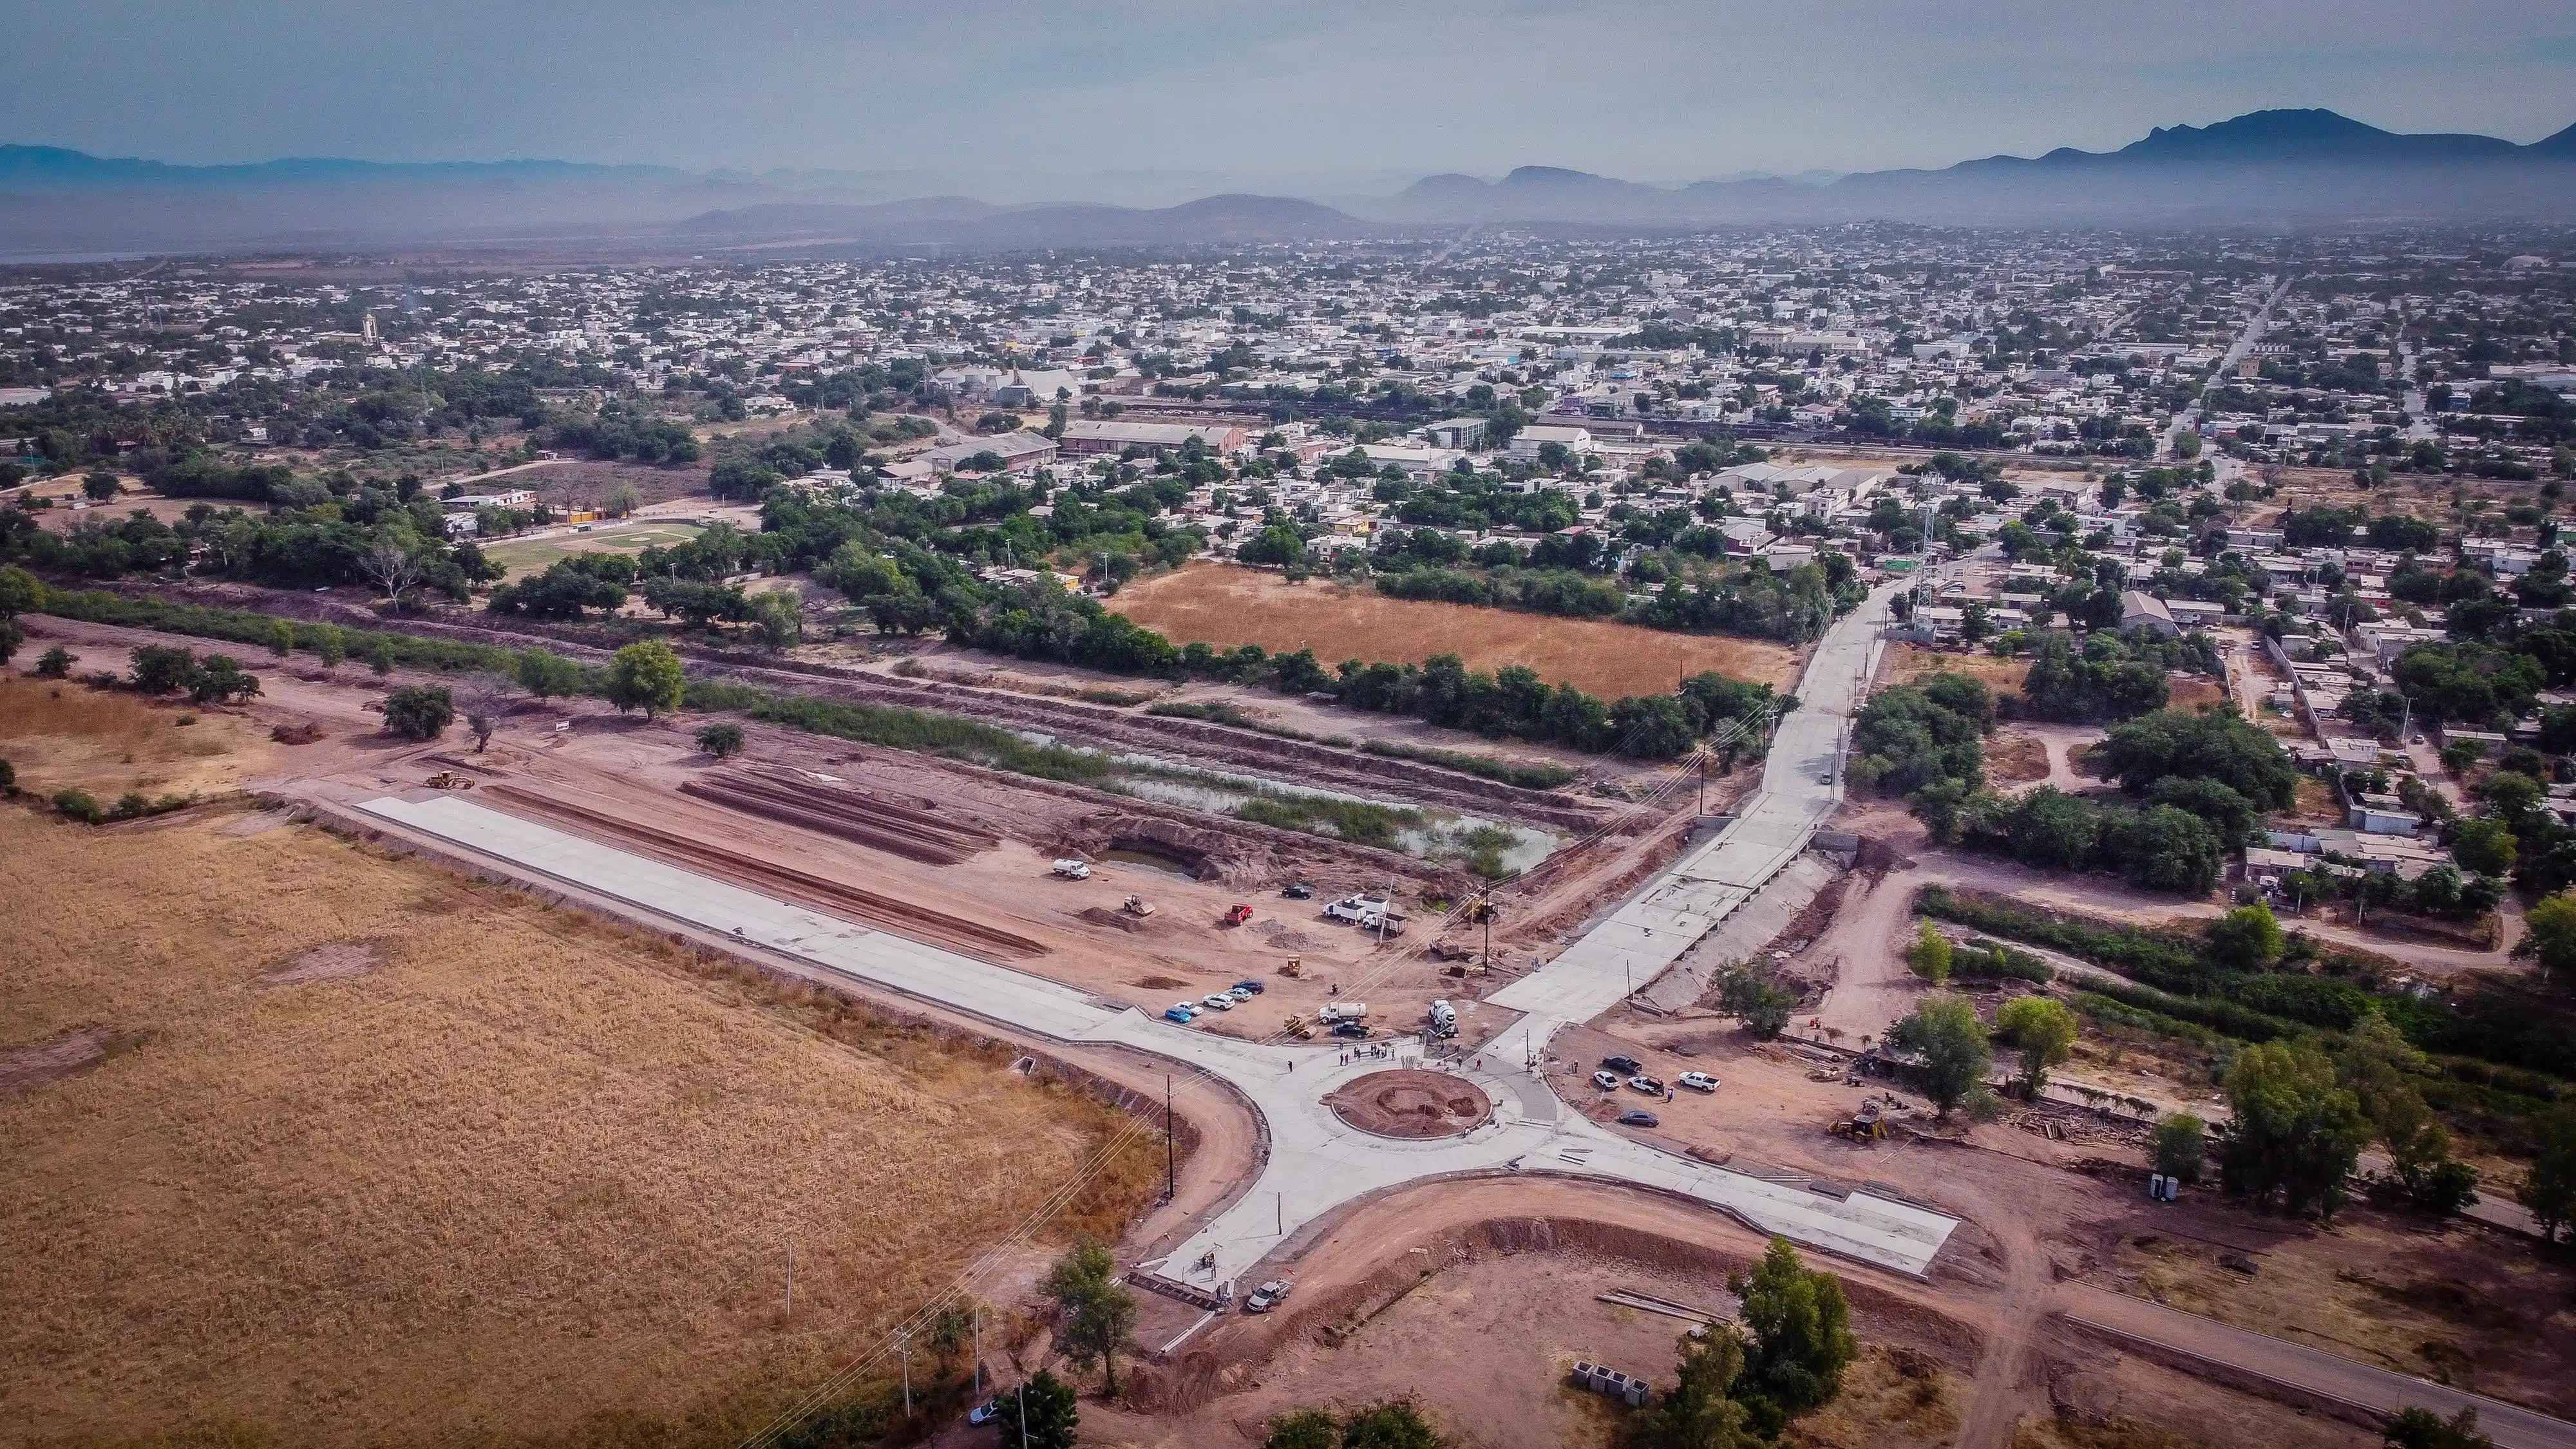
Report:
0,804,1159,1448
0,670,276,799
1881,643,2032,696
1108,564,1803,697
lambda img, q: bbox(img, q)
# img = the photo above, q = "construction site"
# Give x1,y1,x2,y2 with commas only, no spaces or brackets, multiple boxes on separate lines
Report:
9,591,2576,1449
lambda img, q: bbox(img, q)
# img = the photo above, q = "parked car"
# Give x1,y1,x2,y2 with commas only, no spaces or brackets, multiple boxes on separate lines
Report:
1201,993,1235,1011
1676,1071,1719,1093
1628,1075,1664,1095
1231,979,1265,995
1618,1109,1662,1128
1591,1070,1622,1091
969,1399,1001,1426
1280,882,1315,900
1245,1280,1293,1313
1331,1020,1371,1039
1602,1056,1643,1075
1164,1003,1198,1023
1228,985,1255,1001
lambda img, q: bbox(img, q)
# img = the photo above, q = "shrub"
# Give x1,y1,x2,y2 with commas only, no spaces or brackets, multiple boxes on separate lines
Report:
383,685,455,741
696,723,746,758
53,788,105,823
35,644,74,677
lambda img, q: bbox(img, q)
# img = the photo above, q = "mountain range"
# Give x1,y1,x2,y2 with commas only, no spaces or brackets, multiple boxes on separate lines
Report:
3,109,2572,258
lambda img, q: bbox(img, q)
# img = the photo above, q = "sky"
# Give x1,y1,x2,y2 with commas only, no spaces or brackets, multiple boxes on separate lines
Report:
10,0,2576,201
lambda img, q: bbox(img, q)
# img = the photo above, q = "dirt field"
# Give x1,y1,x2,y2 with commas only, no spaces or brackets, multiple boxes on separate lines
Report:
1108,564,1804,697
1989,730,2051,785
1882,642,2032,696
503,457,714,509
0,670,277,799
2117,1208,2576,1417
0,802,1160,1447
1092,1249,1960,1449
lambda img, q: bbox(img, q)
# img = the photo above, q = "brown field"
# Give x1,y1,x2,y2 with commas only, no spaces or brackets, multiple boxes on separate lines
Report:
0,804,1158,1447
1108,564,1803,697
1882,643,2032,696
0,670,276,799
1987,730,2050,784
2121,1208,2576,1418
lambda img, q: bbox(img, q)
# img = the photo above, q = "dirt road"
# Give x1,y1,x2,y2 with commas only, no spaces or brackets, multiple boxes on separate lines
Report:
2060,1285,2576,1449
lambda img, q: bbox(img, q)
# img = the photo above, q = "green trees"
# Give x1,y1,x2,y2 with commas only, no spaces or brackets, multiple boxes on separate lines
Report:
2451,818,2518,877
2519,893,2576,983
186,654,261,705
1996,996,2078,1098
1265,1402,1442,1449
603,641,685,719
1631,1330,1760,1449
1906,921,1952,985
383,685,455,741
129,644,198,695
2204,902,2286,972
1003,1370,1079,1449
126,645,259,704
1041,1237,1139,1396
2217,1039,2372,1217
1729,1237,1859,1439
514,647,584,701
2152,1113,2208,1184
1265,1410,1341,1449
696,723,746,758
2515,1103,2576,1244
1850,672,1991,838
35,644,73,678
1718,962,1796,1039
2340,1018,2477,1215
748,591,804,650
2015,629,2211,723
2097,705,2298,811
1889,994,1992,1118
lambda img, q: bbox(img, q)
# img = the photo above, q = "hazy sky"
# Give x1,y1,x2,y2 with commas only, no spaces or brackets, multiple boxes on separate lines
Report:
11,0,2576,196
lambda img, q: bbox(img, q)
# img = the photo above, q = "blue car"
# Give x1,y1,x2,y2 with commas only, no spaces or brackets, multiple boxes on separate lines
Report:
1164,1005,1198,1024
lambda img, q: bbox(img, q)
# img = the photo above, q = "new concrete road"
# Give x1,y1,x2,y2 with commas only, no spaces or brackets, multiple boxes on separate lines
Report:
353,793,1962,1292
2061,1286,2576,1449
1484,579,1903,1062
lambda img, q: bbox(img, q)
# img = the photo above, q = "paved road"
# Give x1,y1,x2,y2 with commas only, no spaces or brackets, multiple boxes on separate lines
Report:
2061,1285,2576,1449
353,793,1961,1291
1484,580,1904,1057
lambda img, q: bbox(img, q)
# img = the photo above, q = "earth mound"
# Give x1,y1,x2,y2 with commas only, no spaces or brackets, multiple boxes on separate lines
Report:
1326,1068,1492,1139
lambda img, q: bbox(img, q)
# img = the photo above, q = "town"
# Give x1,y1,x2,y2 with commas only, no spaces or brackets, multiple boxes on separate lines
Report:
6,160,2576,1449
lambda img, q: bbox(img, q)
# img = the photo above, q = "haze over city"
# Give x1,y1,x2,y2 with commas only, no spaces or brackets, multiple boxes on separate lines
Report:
5,7,2576,1449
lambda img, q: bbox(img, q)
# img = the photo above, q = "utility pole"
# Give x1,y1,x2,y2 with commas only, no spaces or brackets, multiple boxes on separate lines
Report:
1165,1075,1176,1203
974,1304,983,1397
898,1329,912,1418
1019,1381,1029,1449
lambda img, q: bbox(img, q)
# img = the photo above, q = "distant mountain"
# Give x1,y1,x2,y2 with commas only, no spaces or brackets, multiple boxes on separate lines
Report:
1355,109,2576,228
3,108,2571,257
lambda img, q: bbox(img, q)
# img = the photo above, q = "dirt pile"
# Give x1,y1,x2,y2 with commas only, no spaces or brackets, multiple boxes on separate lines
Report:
681,766,999,866
1325,1070,1491,1139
